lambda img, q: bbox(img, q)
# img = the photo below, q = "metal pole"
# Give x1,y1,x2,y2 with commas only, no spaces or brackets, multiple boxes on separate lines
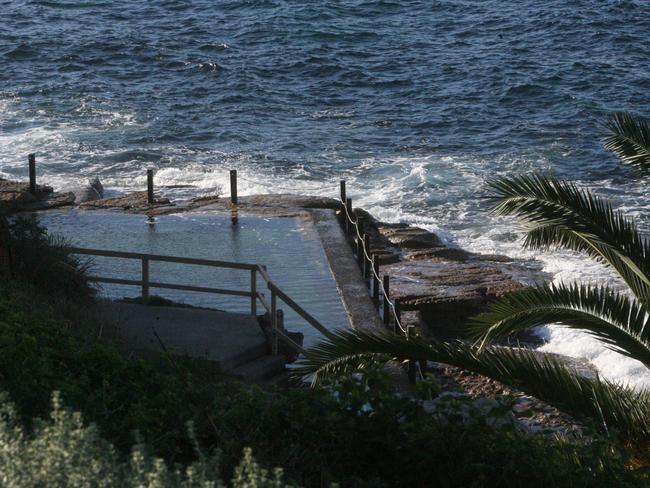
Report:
147,169,154,204
394,299,401,335
230,170,238,205
363,234,371,283
383,275,390,327
28,154,36,194
340,179,346,203
356,218,364,266
251,268,257,316
345,198,352,236
372,255,379,304
271,290,278,355
141,258,150,304
407,325,416,383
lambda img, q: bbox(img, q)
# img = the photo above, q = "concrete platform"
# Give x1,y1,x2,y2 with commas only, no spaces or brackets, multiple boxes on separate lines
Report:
95,301,269,372
311,208,383,333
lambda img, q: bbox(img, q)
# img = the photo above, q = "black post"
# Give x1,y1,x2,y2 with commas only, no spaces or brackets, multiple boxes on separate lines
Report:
345,198,352,236
147,169,154,204
372,255,380,304
407,325,417,383
230,170,238,205
394,299,401,335
340,180,346,203
355,218,364,267
383,275,390,327
28,154,36,194
363,234,371,283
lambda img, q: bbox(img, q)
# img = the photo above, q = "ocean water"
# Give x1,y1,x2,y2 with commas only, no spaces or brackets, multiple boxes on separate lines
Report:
2,0,650,386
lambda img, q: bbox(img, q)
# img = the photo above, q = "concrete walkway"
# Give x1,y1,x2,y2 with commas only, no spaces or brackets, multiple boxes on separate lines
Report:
95,301,269,371
311,208,383,333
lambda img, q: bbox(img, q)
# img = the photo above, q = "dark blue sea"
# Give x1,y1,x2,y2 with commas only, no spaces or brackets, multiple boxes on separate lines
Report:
3,0,650,383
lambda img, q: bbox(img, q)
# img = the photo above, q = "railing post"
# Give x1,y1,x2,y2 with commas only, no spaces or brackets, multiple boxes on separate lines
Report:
271,289,278,355
345,198,352,236
383,275,390,327
251,268,257,316
147,169,154,205
372,255,379,304
407,325,417,383
28,154,36,194
363,234,371,284
141,257,150,304
355,218,364,266
394,299,401,335
230,170,238,205
340,180,346,203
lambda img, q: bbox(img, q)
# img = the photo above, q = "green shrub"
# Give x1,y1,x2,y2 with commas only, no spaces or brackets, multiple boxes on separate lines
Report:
0,279,646,486
0,212,93,301
0,391,294,488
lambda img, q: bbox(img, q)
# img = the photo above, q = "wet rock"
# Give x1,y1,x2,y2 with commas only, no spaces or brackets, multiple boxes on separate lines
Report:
382,258,523,338
79,191,172,212
66,177,104,203
347,210,546,339
379,225,443,249
0,178,75,211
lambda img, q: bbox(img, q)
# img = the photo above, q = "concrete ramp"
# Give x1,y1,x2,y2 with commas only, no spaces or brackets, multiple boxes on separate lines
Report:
95,301,269,372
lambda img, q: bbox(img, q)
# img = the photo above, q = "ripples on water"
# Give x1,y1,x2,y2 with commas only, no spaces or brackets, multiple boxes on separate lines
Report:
2,0,650,385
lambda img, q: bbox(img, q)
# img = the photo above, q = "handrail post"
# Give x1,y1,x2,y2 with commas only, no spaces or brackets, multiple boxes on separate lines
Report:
383,275,390,327
394,299,401,335
141,257,150,304
372,255,379,304
363,234,371,284
271,289,278,355
345,197,352,236
28,154,36,194
230,170,238,205
147,169,154,205
251,268,257,316
407,325,416,383
340,179,346,203
355,218,364,266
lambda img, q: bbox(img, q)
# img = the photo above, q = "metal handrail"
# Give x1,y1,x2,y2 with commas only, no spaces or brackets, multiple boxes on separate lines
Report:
70,246,330,355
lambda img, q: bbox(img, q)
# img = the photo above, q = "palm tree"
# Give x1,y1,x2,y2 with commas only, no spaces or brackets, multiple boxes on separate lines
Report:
297,112,650,448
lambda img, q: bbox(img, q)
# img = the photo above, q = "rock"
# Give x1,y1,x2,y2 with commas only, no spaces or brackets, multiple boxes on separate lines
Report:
67,177,104,203
379,225,443,249
0,178,74,211
345,211,546,340
80,191,172,212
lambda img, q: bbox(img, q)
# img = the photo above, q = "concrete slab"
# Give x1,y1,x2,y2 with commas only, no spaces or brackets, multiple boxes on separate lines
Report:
310,208,383,333
95,301,268,371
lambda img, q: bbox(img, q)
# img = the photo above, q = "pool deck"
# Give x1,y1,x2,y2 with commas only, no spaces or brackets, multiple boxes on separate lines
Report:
311,208,383,333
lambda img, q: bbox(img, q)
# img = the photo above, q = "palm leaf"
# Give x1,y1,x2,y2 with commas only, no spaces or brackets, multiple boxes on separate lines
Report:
297,329,650,446
487,173,650,306
603,112,650,177
472,282,650,368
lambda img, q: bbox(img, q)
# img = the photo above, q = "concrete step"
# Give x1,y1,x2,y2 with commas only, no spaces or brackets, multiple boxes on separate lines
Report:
94,301,269,371
229,355,287,383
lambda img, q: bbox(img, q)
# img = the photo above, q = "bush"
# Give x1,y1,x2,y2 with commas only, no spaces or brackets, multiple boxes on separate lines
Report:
0,392,294,488
0,212,94,302
0,259,646,485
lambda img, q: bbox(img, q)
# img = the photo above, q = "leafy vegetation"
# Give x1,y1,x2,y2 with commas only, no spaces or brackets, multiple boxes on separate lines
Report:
0,277,645,486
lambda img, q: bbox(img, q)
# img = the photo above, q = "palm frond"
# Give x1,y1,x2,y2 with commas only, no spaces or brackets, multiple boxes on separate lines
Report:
603,112,650,177
487,173,650,306
472,283,650,368
297,329,650,446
